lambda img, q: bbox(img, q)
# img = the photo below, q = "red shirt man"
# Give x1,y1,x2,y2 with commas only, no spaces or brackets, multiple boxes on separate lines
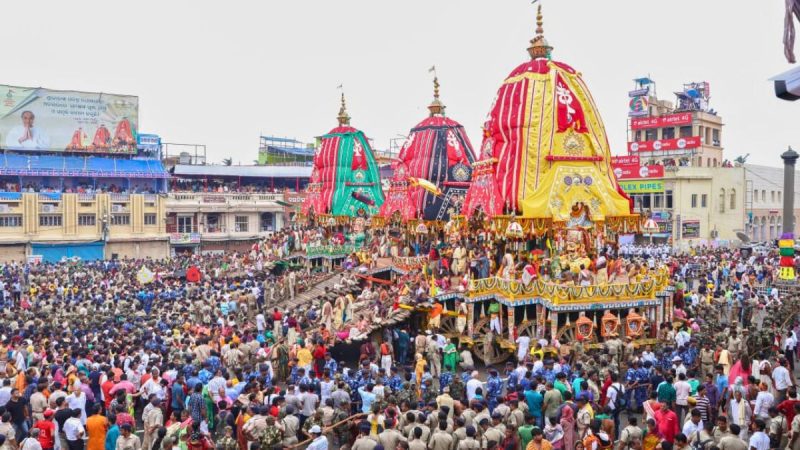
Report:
654,405,679,443
33,411,56,450
778,396,800,424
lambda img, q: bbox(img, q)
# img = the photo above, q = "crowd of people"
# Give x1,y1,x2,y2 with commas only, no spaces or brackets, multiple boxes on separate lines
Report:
0,223,795,450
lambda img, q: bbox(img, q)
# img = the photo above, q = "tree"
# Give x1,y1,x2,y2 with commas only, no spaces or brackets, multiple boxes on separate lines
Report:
222,158,233,166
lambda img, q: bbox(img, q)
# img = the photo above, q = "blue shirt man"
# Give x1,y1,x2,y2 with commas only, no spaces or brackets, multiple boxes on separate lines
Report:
358,386,376,413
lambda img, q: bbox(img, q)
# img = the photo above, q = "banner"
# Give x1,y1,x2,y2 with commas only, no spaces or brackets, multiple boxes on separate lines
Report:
630,112,692,130
0,84,138,154
170,233,201,244
618,180,664,194
628,136,701,153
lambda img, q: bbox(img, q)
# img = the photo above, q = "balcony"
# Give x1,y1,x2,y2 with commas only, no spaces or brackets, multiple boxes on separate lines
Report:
166,192,285,212
109,193,130,202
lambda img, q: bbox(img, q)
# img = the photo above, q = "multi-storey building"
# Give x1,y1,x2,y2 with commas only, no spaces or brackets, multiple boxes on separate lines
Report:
166,163,310,255
627,80,724,168
743,164,800,242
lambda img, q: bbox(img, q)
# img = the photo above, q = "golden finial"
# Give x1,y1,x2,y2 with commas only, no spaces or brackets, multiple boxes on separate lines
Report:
428,73,446,117
528,2,553,60
337,92,350,126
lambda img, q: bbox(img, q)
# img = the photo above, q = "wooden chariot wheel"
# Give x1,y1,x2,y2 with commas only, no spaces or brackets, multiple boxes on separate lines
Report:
438,314,462,340
471,316,512,366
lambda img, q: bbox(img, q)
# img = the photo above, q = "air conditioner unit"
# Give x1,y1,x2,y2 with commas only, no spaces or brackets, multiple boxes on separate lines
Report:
41,205,53,213
111,205,122,213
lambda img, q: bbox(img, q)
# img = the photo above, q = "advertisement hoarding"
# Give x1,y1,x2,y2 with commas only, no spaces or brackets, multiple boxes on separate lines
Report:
628,136,701,153
681,220,700,239
0,84,138,154
651,211,673,235
630,112,692,130
137,134,161,152
618,180,665,194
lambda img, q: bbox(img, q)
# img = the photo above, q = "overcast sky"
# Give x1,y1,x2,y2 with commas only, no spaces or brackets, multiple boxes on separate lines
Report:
1,0,796,166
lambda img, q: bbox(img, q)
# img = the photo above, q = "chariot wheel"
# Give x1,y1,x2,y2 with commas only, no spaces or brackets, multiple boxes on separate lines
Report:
556,323,598,344
516,320,538,339
471,316,511,366
438,314,462,340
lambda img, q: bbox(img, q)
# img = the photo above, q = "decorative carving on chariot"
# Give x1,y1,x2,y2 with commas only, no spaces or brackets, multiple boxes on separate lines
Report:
575,312,594,341
624,308,647,338
600,310,620,338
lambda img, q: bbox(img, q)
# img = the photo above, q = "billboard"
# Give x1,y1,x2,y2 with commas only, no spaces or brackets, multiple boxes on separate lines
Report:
630,112,692,130
628,86,650,117
628,136,701,153
0,85,138,154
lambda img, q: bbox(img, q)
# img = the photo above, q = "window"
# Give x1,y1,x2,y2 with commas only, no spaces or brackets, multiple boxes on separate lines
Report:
661,127,675,140
712,129,720,146
111,214,130,226
762,190,766,202
679,125,693,138
260,212,274,232
779,191,782,204
635,130,642,141
772,191,776,203
144,214,157,225
691,194,698,208
177,216,193,233
206,214,221,232
654,193,663,209
645,129,658,141
78,214,96,226
719,189,726,213
39,215,62,227
0,216,22,227
701,194,708,208
729,189,736,210
665,190,673,209
235,216,249,232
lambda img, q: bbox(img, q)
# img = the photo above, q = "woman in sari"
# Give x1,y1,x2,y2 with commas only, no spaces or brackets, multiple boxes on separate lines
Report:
560,404,576,450
235,405,252,450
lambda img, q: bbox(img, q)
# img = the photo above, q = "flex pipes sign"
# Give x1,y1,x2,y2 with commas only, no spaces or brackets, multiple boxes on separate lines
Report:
618,180,665,194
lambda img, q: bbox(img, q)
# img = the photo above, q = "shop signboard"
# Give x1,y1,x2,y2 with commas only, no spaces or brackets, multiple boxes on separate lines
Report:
618,180,664,194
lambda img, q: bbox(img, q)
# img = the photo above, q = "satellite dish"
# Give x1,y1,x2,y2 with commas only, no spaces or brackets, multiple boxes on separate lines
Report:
736,232,751,243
